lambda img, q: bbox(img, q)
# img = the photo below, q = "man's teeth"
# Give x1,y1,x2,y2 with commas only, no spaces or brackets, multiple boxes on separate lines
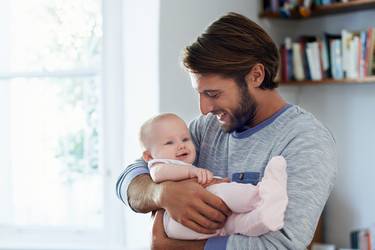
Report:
217,112,225,119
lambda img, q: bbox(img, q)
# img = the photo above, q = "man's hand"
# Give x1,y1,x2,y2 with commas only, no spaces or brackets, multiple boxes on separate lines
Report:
151,210,206,250
158,178,231,234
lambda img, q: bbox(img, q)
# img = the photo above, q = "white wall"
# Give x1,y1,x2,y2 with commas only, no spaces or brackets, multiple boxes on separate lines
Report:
157,1,375,249
158,0,254,122
121,1,160,249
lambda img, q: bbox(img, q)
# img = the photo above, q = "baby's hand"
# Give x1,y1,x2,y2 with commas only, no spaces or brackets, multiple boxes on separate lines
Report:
194,168,213,185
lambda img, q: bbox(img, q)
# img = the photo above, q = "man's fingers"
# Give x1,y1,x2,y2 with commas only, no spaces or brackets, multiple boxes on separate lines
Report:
201,191,232,217
189,208,223,230
195,201,227,225
184,218,217,235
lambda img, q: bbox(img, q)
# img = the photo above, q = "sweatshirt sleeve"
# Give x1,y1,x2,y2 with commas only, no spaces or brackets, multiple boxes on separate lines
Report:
115,158,149,206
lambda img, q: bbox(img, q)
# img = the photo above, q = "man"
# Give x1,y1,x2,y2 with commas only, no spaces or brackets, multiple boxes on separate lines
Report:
116,12,337,249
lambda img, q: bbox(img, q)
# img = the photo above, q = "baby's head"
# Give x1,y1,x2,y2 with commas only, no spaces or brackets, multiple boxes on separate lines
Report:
139,113,196,164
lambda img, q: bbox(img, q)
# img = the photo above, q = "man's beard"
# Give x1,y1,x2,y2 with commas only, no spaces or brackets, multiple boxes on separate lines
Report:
222,86,257,133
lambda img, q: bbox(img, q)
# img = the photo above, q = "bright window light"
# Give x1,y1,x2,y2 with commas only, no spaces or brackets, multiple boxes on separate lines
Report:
7,0,102,73
7,77,102,228
0,0,114,247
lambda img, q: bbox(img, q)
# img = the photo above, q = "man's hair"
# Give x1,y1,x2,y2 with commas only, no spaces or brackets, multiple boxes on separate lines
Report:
183,12,279,89
139,113,180,150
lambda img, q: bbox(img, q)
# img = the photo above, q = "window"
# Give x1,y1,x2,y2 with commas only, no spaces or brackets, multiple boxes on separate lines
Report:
0,0,123,248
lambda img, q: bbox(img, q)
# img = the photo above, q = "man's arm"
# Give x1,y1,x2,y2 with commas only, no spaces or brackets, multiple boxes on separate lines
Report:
116,159,231,233
116,158,150,207
127,174,163,213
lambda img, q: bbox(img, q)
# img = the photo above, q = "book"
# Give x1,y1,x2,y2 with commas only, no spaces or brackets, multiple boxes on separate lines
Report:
342,29,353,78
330,39,343,80
360,30,367,78
350,230,360,249
306,42,323,80
324,32,342,78
285,37,294,81
350,228,373,250
292,42,306,80
280,44,288,82
320,38,330,78
347,34,359,79
368,28,375,75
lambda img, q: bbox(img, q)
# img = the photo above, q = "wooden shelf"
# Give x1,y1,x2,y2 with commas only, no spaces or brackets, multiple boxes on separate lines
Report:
260,0,375,19
279,76,375,85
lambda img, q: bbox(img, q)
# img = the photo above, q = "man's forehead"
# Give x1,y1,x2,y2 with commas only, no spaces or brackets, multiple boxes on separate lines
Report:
189,73,200,90
189,73,225,91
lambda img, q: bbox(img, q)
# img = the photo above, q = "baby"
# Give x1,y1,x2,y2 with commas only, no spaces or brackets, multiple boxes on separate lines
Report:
139,113,288,240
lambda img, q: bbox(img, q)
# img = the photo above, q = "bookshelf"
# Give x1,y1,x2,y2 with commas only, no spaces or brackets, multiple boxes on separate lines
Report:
260,0,375,86
281,76,375,85
260,0,375,19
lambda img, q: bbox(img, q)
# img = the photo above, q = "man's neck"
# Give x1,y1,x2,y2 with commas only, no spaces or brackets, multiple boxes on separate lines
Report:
252,90,287,127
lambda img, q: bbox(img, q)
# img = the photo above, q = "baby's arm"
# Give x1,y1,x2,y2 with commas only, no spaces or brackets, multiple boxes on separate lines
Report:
150,163,213,184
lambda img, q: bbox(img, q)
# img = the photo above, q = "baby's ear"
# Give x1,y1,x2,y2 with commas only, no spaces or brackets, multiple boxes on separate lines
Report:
142,150,153,162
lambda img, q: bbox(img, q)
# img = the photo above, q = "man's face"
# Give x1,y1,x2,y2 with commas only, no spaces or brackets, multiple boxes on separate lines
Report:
191,73,257,133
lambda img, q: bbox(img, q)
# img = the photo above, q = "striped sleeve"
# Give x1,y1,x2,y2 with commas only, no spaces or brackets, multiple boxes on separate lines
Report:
115,158,149,207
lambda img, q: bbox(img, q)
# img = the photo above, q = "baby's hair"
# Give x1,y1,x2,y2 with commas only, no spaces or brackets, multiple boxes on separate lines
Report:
139,113,181,150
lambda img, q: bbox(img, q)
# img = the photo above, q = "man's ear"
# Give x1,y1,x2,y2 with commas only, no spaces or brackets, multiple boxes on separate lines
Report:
142,150,153,162
246,63,265,88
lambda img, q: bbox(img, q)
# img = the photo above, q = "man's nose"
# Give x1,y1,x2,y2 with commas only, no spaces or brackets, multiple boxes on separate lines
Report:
199,96,214,115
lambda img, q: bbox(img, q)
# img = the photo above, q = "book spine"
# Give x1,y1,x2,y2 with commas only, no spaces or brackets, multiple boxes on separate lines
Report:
286,38,294,81
342,29,353,78
292,43,305,81
301,42,312,80
360,31,367,78
280,45,287,82
351,230,360,249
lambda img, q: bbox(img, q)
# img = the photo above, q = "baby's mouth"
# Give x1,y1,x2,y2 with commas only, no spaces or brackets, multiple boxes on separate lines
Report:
176,152,189,158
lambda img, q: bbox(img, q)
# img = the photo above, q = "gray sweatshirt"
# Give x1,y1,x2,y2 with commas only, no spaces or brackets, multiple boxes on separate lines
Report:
116,105,337,250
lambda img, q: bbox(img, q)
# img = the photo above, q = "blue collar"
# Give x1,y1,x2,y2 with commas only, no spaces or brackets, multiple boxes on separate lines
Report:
231,104,292,139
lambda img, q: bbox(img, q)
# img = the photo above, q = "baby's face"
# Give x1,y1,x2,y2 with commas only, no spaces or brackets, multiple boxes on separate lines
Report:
148,116,196,164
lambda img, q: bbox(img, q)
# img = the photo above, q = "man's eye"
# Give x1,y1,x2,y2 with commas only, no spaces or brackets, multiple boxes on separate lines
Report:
205,91,219,98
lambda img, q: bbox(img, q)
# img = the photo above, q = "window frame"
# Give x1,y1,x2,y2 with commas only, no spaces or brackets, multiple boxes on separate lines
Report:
0,0,126,249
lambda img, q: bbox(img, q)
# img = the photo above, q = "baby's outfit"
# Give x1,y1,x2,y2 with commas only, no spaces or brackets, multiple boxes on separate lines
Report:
148,156,288,240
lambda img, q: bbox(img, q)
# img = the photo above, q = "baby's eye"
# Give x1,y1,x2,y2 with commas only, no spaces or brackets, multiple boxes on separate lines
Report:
164,141,173,145
182,138,190,142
